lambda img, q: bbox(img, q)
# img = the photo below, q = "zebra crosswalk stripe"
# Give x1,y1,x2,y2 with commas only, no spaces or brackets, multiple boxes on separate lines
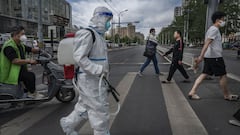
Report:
159,74,208,135
0,99,60,135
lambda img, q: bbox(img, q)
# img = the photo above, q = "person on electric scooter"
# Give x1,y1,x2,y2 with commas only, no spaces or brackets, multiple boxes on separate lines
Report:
0,26,44,99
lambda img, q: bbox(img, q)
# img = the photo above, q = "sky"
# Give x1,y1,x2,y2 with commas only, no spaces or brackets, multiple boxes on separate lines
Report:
66,0,182,37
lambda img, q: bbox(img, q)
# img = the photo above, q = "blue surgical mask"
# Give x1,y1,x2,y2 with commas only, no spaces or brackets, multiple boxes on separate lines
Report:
105,21,111,30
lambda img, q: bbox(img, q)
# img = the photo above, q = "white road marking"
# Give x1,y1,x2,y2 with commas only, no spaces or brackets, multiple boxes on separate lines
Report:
108,46,135,52
159,74,208,135
78,72,137,134
227,73,240,82
0,99,60,135
110,62,171,65
36,74,42,79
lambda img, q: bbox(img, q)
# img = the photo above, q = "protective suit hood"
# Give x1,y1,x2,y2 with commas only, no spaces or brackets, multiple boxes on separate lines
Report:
89,7,113,34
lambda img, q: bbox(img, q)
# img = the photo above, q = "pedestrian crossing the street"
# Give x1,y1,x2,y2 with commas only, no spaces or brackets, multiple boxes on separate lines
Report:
1,71,240,135
79,72,137,134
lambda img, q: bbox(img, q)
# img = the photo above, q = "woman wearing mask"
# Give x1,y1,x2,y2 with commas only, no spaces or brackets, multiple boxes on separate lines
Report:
138,28,161,77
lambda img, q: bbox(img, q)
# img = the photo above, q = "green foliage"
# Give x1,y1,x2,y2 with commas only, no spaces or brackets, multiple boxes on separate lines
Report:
113,34,120,43
185,0,207,42
110,34,143,45
132,36,141,43
219,0,240,35
158,0,239,44
121,36,130,44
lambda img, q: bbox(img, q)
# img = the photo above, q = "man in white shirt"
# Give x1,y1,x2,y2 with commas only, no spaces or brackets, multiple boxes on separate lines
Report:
188,11,238,101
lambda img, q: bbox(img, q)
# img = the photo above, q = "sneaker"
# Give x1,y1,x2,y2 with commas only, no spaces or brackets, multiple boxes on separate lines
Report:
156,73,164,76
188,94,201,100
138,71,143,77
28,92,45,99
229,119,240,127
224,94,239,101
35,92,45,99
162,80,171,84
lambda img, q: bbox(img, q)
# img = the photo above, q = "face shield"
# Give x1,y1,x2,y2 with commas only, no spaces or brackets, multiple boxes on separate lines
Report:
99,12,113,31
89,7,113,34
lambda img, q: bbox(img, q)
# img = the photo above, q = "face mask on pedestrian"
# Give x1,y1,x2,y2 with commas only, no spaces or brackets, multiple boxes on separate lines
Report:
20,35,27,42
151,31,156,36
219,20,226,27
105,21,111,30
174,32,178,39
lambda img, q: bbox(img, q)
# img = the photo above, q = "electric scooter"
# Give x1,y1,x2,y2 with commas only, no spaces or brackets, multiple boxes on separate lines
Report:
0,50,76,107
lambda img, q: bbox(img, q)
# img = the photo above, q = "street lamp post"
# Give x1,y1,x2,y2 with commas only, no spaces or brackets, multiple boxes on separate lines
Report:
38,0,43,45
205,0,219,32
186,9,190,45
184,9,190,46
118,9,128,45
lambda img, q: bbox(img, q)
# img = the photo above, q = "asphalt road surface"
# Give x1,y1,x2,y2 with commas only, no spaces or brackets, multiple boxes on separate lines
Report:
0,46,240,135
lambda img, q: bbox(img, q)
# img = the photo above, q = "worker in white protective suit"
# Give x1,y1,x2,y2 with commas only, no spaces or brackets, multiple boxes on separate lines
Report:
60,6,113,135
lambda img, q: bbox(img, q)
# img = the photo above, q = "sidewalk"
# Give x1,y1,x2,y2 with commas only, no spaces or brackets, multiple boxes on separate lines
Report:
108,46,136,52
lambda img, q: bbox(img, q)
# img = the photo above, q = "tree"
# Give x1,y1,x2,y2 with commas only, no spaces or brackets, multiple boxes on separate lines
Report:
171,15,185,32
158,26,175,44
132,36,139,43
121,36,130,44
113,34,120,43
184,0,207,43
158,0,239,45
219,0,240,35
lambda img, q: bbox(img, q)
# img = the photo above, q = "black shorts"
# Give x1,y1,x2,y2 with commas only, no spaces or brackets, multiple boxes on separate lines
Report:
202,57,226,76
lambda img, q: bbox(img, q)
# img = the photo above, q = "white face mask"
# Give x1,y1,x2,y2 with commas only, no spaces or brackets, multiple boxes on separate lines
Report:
152,32,156,36
219,20,226,27
20,35,27,42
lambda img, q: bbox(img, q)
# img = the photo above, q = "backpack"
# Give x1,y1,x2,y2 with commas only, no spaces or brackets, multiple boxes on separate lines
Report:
85,28,96,43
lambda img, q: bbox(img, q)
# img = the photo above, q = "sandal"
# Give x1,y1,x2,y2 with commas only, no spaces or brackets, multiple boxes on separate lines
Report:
188,94,201,100
182,80,191,83
224,95,239,101
162,80,171,84
229,120,240,127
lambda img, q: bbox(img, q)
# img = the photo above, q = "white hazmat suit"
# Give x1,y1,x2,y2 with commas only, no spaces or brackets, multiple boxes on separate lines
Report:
60,7,113,135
